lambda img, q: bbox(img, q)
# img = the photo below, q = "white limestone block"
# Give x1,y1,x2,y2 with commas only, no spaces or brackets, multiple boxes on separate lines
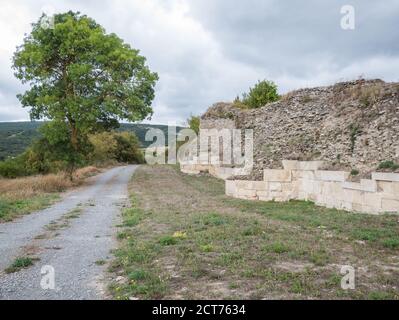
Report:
315,170,350,182
264,169,292,182
381,198,399,213
372,172,399,182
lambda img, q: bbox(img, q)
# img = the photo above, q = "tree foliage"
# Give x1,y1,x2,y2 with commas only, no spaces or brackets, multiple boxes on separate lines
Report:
0,130,144,178
89,131,144,164
12,11,158,175
236,80,279,109
187,115,200,134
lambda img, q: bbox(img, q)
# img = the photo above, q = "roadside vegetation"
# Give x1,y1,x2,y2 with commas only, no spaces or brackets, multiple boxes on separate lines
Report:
109,165,399,300
0,122,182,161
0,11,157,221
5,256,38,274
0,166,99,222
0,10,157,180
0,129,145,222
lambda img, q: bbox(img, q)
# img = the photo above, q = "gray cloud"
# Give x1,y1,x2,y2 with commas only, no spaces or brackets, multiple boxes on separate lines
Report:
0,0,398,124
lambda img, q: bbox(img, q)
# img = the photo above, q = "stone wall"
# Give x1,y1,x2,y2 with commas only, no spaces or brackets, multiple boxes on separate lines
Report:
180,163,250,180
179,106,252,179
202,79,399,180
179,79,399,215
226,160,399,215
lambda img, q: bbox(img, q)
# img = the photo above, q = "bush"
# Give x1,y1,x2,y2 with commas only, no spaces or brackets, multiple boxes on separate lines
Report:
0,129,143,179
88,132,118,164
89,131,144,165
377,160,399,171
0,153,32,178
236,80,279,109
114,131,144,164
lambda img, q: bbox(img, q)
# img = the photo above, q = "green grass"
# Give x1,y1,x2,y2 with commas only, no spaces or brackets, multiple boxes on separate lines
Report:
159,235,178,246
264,242,291,254
109,165,399,300
0,194,59,222
197,212,228,226
64,207,82,219
199,244,214,252
368,291,397,300
128,269,149,281
122,204,144,227
5,257,38,273
109,194,168,299
227,199,399,250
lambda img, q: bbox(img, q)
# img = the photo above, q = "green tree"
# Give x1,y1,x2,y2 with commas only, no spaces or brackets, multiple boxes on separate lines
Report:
114,132,144,164
240,80,279,108
13,11,158,178
88,131,143,164
187,115,200,134
88,132,118,164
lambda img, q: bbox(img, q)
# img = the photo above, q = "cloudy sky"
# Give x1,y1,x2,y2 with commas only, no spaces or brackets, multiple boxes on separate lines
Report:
0,0,398,125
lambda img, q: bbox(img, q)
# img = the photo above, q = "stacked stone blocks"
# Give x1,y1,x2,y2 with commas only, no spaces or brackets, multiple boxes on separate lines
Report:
225,160,399,215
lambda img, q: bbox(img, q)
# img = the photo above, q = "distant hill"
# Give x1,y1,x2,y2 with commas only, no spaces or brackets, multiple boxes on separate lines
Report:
0,122,184,160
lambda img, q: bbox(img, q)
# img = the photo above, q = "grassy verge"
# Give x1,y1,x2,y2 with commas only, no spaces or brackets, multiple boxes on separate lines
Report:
0,194,59,222
109,165,399,300
0,166,100,223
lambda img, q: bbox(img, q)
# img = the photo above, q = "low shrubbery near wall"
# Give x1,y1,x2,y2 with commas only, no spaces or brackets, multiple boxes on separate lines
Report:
233,79,280,109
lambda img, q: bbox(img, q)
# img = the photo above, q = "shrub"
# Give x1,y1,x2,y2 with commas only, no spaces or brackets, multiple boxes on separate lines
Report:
88,132,118,163
232,96,250,109
114,131,144,164
348,123,361,153
237,80,279,109
89,131,144,165
0,130,143,179
0,153,32,178
377,160,399,171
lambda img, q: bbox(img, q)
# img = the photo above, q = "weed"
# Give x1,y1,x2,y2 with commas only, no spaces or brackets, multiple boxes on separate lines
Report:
5,256,38,273
264,242,290,254
159,235,178,246
95,260,106,266
377,161,399,171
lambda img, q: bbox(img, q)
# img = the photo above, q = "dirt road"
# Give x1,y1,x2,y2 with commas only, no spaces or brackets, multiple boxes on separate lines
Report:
0,165,137,300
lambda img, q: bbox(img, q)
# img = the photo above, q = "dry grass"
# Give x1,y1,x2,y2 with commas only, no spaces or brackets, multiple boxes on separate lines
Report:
73,166,101,180
0,166,100,199
347,82,385,107
0,166,101,222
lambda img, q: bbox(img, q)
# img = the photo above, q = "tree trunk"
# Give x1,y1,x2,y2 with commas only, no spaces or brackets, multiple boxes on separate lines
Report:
71,125,78,152
66,164,75,182
68,121,78,182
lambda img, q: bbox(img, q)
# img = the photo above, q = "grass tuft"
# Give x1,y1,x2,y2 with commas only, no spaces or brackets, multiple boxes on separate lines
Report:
5,256,38,273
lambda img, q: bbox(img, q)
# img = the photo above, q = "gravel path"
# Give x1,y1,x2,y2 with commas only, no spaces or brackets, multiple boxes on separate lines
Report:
0,165,137,300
